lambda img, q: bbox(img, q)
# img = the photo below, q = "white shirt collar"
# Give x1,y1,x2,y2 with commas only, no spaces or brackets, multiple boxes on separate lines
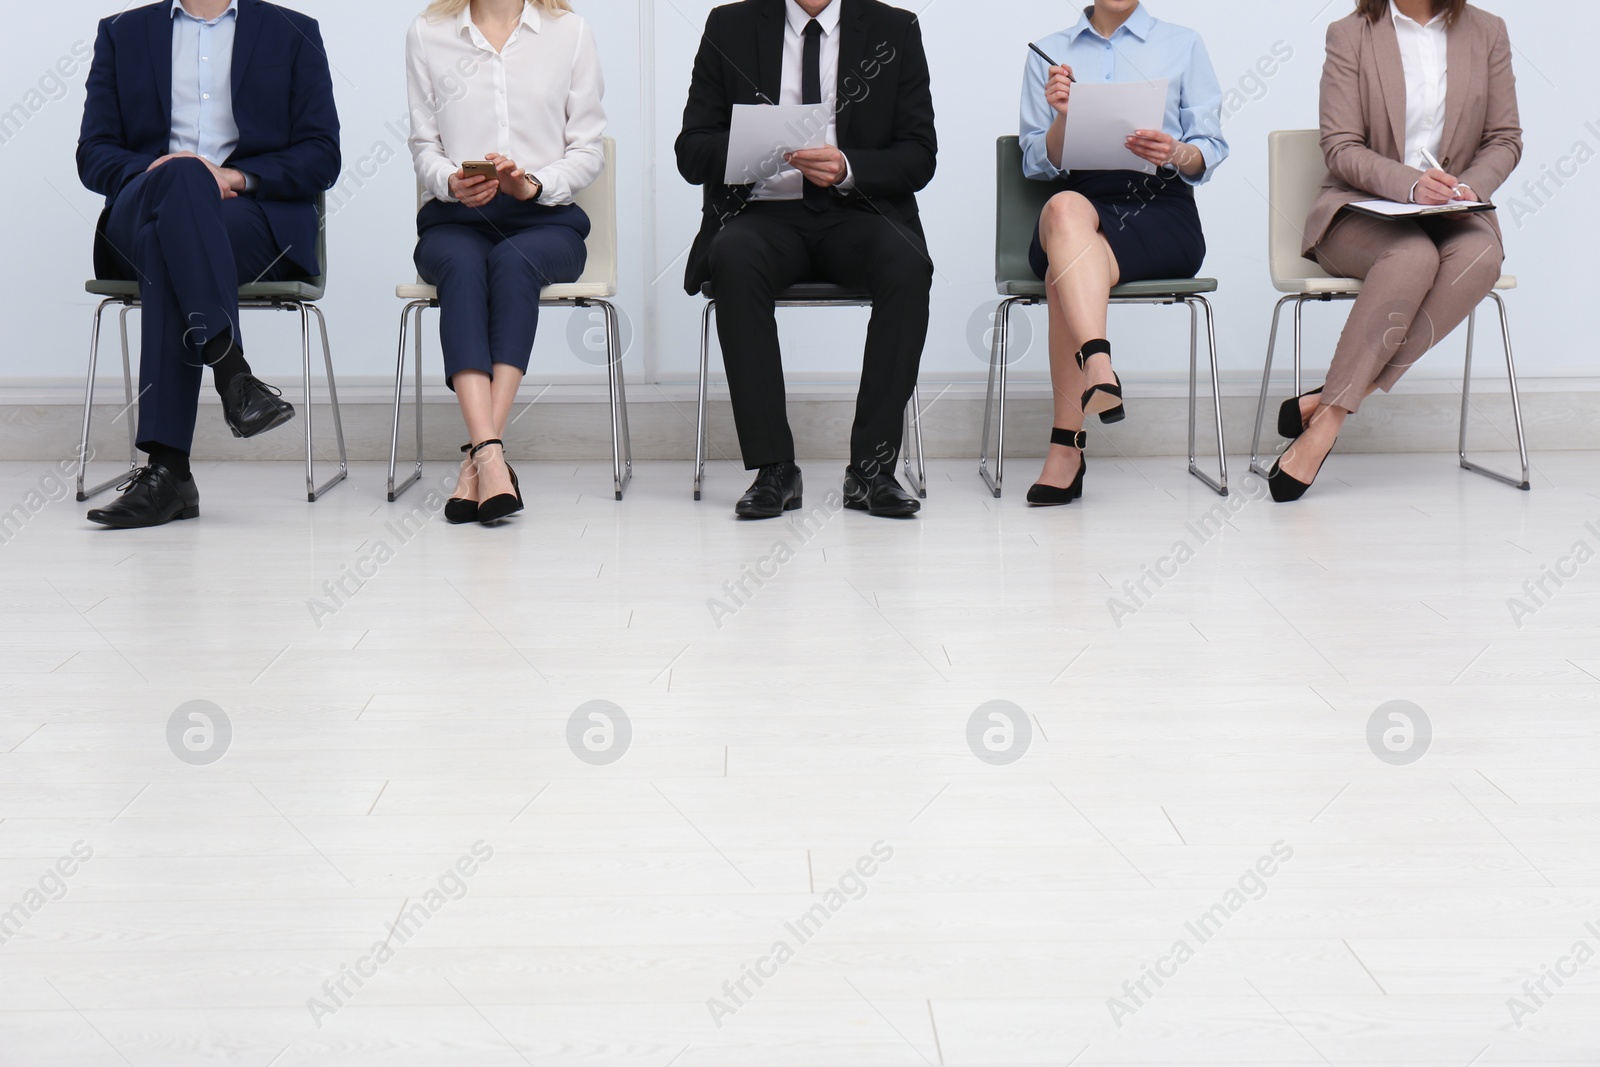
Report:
785,0,841,38
456,1,542,42
171,0,239,23
1390,0,1445,29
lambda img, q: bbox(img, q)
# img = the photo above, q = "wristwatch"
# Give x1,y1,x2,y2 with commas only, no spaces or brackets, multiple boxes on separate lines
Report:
526,174,544,202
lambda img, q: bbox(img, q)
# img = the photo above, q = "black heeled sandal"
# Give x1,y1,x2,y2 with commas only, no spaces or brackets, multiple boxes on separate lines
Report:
472,439,524,523
1076,339,1125,424
1277,387,1324,440
1027,428,1087,507
445,444,478,525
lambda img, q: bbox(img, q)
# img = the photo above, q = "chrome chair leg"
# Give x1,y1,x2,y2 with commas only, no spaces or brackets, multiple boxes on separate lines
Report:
903,386,927,499
387,300,428,502
694,299,715,501
306,303,348,502
979,297,1027,498
595,299,631,500
299,303,317,501
76,298,138,501
1249,295,1297,480
1460,291,1532,491
1185,295,1228,496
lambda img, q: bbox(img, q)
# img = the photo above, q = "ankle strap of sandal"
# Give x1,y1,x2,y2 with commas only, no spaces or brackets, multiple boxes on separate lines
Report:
1050,427,1087,449
470,439,505,457
1073,338,1112,370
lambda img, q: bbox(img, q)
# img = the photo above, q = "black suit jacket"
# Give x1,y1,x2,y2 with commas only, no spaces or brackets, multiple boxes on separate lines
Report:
77,0,341,279
675,0,937,295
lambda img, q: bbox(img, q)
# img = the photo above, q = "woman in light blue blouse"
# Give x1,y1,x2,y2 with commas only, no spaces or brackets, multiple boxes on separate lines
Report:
1018,0,1228,506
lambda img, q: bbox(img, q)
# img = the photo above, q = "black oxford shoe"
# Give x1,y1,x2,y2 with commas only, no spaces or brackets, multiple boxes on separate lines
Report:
735,462,803,519
843,464,920,518
86,464,200,529
221,374,296,439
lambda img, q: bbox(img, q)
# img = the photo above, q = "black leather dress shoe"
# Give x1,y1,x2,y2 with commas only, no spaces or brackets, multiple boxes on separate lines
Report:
220,374,296,439
735,462,803,519
843,464,920,518
86,464,200,529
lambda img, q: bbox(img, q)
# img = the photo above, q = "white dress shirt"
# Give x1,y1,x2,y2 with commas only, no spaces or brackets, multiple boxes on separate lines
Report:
1392,0,1449,170
406,3,606,205
169,0,240,166
752,0,854,201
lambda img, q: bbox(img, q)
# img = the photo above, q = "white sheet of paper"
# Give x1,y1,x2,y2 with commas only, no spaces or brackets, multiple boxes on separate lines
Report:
1350,198,1492,217
1060,79,1170,175
724,103,831,186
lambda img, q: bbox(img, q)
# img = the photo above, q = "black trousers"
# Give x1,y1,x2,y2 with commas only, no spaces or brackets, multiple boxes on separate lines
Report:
707,199,933,471
101,158,297,453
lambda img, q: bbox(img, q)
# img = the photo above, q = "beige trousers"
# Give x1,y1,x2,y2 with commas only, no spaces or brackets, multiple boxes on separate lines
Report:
1312,209,1504,413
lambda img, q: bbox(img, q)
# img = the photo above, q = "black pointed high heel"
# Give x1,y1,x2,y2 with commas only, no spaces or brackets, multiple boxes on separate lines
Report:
472,439,524,523
1268,438,1336,503
1076,339,1125,424
1277,387,1324,440
1027,428,1087,507
445,444,478,525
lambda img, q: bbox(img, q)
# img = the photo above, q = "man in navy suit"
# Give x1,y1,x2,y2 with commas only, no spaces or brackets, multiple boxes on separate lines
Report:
77,0,340,528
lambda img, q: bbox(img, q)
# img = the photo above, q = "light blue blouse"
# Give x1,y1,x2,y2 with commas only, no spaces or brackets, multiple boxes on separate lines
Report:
1019,4,1228,186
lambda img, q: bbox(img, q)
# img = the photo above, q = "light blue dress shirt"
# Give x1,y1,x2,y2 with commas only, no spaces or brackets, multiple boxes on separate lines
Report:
1020,4,1228,186
169,0,241,166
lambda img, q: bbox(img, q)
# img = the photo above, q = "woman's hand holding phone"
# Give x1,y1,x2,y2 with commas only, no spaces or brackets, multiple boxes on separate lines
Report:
487,153,540,202
449,166,499,208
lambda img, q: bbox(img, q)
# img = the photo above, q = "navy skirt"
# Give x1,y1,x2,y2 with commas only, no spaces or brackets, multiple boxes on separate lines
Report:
1029,169,1205,283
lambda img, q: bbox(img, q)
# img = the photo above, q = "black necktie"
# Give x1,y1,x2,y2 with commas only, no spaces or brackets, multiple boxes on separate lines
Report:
801,19,829,212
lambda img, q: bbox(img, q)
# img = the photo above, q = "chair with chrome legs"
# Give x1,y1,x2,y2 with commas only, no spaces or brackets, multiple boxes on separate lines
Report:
388,137,633,502
77,192,348,503
977,136,1228,499
1247,129,1529,490
692,284,927,502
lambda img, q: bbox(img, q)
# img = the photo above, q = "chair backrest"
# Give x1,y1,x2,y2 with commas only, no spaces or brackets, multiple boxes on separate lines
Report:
413,137,617,293
1268,129,1339,287
995,136,1064,290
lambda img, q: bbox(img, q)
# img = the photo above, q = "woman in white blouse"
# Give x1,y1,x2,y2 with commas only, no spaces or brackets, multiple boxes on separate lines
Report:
407,0,605,524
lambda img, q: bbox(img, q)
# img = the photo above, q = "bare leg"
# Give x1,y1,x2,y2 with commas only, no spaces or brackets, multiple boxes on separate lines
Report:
1035,285,1086,488
1034,193,1121,489
454,369,515,501
1040,192,1121,392
489,362,525,439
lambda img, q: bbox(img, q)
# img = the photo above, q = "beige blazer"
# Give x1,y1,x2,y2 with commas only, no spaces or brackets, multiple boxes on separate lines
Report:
1304,3,1523,256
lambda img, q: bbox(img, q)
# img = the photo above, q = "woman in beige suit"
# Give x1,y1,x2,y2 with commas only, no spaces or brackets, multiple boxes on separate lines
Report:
1271,0,1522,502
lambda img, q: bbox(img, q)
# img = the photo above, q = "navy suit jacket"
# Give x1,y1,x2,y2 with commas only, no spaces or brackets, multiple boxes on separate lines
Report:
77,0,341,279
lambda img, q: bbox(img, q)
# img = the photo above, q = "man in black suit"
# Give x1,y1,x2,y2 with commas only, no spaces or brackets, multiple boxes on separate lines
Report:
677,0,937,519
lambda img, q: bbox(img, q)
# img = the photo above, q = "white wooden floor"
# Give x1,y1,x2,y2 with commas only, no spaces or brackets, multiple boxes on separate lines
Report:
1,451,1598,1065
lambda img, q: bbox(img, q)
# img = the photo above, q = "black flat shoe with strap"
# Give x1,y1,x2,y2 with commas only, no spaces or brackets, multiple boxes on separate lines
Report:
472,439,524,524
1077,339,1125,425
445,444,478,525
1027,428,1087,507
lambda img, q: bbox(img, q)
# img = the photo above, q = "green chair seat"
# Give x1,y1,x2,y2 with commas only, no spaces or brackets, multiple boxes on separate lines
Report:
87,277,326,302
999,277,1219,300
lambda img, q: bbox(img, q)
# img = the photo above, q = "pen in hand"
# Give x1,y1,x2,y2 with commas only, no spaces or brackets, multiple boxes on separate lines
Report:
1419,147,1467,200
1028,42,1076,82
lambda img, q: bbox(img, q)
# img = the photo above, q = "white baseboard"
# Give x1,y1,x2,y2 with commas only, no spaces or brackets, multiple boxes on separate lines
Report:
0,375,1590,462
